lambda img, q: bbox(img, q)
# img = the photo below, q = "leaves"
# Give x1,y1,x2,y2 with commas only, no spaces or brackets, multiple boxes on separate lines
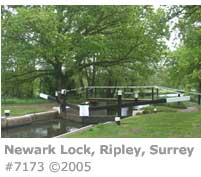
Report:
2,5,168,97
167,6,201,91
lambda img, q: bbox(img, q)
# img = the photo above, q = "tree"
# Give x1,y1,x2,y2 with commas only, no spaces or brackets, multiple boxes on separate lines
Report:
2,5,168,97
167,6,201,92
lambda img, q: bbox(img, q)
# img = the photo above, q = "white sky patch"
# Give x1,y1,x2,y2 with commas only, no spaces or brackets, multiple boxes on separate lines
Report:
166,14,181,51
166,28,181,51
153,5,161,10
154,5,181,51
35,64,43,70
1,0,201,5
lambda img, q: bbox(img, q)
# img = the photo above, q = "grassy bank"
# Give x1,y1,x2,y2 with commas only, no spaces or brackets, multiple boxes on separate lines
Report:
1,103,57,116
65,111,201,138
1,98,49,105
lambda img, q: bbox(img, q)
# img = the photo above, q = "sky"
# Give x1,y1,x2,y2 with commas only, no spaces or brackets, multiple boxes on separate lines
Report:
166,18,181,51
154,5,181,51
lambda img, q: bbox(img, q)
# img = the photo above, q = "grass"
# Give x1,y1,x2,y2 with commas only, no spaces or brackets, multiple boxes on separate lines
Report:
1,100,57,116
0,95,83,116
1,97,58,116
1,97,201,137
65,111,201,138
148,102,201,111
184,101,201,110
1,98,49,105
1,106,49,116
143,105,177,114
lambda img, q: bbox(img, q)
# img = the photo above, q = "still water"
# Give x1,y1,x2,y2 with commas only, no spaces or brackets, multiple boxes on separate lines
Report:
1,119,82,138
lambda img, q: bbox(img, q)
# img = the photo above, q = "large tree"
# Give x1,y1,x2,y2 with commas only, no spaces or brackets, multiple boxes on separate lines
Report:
2,5,168,97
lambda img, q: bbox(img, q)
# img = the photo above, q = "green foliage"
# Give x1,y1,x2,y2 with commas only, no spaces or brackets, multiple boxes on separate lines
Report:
167,6,201,91
1,5,169,98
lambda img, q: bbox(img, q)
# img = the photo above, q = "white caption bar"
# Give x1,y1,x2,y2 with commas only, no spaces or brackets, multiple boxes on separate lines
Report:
0,139,201,177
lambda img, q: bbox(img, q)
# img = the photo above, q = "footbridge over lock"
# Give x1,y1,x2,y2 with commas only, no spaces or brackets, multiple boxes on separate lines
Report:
39,85,200,125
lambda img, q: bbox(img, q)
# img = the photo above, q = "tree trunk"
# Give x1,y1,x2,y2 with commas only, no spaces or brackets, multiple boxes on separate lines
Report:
91,64,96,86
53,63,68,114
79,75,84,88
198,82,201,93
106,75,113,98
54,63,65,91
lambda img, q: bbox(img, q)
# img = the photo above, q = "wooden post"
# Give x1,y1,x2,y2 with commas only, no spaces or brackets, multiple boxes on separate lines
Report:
115,90,122,125
124,88,126,97
198,95,201,105
94,88,97,98
156,88,159,98
130,88,133,96
117,90,122,118
141,88,144,98
60,89,67,113
151,87,154,100
86,87,88,100
178,93,181,105
4,110,10,117
79,103,89,125
134,92,139,101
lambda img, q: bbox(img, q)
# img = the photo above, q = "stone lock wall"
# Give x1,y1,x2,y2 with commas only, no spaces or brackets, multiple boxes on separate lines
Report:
1,110,59,129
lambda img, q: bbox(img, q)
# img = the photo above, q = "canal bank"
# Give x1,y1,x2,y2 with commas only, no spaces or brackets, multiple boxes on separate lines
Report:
1,110,83,138
1,110,59,129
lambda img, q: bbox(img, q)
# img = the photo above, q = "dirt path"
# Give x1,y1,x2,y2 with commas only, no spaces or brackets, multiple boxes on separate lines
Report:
179,107,199,112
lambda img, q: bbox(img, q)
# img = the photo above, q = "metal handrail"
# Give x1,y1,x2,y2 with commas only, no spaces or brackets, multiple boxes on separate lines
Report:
64,85,201,96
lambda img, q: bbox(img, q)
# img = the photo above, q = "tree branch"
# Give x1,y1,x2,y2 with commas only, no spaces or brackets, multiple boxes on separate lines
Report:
5,69,53,81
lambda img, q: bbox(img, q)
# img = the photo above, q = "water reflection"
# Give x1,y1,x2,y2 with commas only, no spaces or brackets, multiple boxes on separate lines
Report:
1,119,82,138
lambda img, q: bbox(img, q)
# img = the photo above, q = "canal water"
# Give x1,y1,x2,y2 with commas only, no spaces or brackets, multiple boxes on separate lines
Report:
1,119,82,138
